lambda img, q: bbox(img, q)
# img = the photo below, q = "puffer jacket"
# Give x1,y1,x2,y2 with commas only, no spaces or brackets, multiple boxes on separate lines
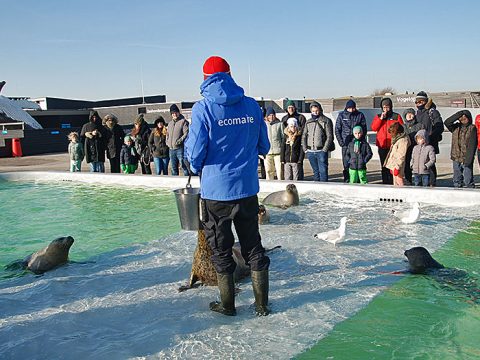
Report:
384,133,411,176
474,114,480,150
335,109,367,147
166,115,189,150
281,128,304,164
416,101,444,154
345,139,373,170
120,144,139,166
266,118,284,154
444,110,477,165
410,130,436,175
148,127,169,158
371,112,403,149
302,115,334,152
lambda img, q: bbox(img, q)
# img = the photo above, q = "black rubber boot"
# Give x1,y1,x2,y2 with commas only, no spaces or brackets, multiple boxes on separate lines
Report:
251,269,270,316
209,273,236,316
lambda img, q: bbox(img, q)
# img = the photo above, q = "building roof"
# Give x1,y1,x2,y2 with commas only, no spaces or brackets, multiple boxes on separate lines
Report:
0,95,43,129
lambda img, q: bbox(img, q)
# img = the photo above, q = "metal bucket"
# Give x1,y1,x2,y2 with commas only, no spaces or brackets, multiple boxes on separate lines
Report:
173,185,201,231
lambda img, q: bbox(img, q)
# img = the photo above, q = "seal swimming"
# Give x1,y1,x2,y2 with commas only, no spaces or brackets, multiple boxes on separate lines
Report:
404,246,480,303
5,236,75,275
262,183,299,209
404,246,444,274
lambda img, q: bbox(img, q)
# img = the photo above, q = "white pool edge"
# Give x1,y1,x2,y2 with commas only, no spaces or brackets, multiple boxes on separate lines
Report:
0,171,477,207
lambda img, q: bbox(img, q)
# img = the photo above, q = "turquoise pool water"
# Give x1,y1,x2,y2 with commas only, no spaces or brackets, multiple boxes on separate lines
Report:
0,180,180,278
0,180,478,359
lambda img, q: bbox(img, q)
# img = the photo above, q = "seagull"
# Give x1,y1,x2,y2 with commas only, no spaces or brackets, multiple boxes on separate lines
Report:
392,202,420,224
314,217,347,246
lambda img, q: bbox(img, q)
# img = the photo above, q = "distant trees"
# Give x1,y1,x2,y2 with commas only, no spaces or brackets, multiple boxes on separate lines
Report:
371,87,396,96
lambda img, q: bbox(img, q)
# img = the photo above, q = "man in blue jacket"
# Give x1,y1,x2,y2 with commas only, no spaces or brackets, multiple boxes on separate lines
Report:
334,99,367,182
185,56,271,316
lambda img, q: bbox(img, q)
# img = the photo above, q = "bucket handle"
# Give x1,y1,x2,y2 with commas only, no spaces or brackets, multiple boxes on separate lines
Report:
186,174,192,188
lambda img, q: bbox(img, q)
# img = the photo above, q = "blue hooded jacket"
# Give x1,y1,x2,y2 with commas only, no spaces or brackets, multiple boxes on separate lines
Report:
185,72,270,201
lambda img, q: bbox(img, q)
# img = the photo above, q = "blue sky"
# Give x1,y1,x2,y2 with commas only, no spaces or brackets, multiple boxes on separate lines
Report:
2,0,479,102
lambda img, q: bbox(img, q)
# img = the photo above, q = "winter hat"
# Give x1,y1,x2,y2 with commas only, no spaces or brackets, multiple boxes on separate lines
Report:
154,116,166,126
310,101,323,112
352,125,363,134
403,108,416,119
380,98,393,108
285,100,296,109
415,91,428,102
287,117,298,127
265,107,276,117
203,56,231,80
169,104,180,114
345,99,356,109
124,135,133,142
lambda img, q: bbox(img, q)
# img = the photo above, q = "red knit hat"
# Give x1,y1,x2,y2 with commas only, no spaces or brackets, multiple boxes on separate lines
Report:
203,56,231,80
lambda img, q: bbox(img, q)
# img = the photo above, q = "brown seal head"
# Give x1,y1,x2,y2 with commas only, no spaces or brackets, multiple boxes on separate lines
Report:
262,184,299,209
25,236,75,274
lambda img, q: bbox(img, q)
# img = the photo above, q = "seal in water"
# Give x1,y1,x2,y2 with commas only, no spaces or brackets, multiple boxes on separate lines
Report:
262,183,299,209
258,204,270,225
404,246,444,274
178,230,280,292
5,236,75,275
404,246,480,303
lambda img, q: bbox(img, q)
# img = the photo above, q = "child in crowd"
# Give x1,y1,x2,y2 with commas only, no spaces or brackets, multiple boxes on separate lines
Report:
264,107,284,180
67,132,84,172
384,122,410,186
345,126,372,184
281,118,304,180
444,110,478,188
410,130,436,187
120,135,139,174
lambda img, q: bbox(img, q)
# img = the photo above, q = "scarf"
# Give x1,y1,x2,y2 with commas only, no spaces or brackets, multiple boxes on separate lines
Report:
284,127,300,145
353,139,361,154
391,131,405,146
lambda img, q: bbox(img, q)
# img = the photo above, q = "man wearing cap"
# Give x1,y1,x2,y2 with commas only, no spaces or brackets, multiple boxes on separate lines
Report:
185,56,271,316
264,106,284,180
371,98,403,184
414,91,444,186
166,104,189,176
334,100,367,182
282,101,307,179
302,101,334,181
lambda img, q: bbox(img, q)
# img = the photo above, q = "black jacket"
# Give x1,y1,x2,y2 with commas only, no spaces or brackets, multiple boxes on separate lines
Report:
148,129,169,158
105,124,125,159
416,104,443,154
281,131,304,164
345,139,373,170
80,111,107,163
120,144,139,166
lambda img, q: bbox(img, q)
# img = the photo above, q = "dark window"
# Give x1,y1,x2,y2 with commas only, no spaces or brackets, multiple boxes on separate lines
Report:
138,107,146,114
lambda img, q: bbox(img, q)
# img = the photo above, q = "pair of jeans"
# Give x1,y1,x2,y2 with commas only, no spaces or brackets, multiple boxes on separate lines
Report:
89,161,105,172
306,151,328,182
169,148,188,176
202,195,270,274
413,173,430,187
153,157,169,175
453,161,474,188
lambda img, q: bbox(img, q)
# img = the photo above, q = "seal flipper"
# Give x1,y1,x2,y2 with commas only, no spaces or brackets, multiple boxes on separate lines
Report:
4,259,29,271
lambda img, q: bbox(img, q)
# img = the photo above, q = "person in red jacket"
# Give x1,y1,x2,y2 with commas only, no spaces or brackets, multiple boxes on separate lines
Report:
475,114,480,168
371,97,403,184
